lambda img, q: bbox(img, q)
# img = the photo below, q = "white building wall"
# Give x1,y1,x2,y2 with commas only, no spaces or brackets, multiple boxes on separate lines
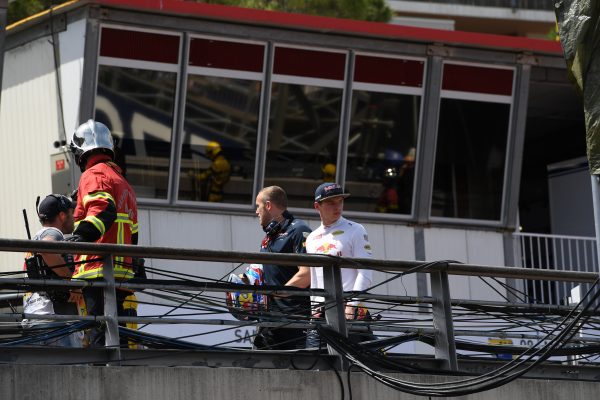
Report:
424,227,507,301
0,21,86,273
58,19,87,136
0,37,62,270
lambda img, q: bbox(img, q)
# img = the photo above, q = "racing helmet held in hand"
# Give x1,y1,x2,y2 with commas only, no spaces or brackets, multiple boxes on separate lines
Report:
226,264,267,320
70,119,114,167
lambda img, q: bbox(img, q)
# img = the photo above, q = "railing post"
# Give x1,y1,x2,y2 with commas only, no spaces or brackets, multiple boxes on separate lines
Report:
323,265,349,370
430,269,458,371
103,254,121,363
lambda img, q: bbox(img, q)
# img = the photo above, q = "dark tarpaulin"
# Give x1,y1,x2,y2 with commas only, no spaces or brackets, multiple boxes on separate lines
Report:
555,0,600,174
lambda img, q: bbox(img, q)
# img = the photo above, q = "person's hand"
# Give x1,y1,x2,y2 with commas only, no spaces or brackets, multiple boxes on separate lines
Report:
69,290,83,303
65,234,85,242
345,304,356,320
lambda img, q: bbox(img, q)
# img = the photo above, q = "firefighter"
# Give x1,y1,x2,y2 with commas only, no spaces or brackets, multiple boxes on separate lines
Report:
188,141,231,202
67,119,139,347
322,163,336,182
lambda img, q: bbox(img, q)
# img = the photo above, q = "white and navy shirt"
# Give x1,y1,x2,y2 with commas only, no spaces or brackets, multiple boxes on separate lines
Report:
306,217,373,307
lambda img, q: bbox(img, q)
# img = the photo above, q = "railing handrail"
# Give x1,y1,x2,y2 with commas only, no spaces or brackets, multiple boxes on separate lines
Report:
1,238,598,283
513,231,596,241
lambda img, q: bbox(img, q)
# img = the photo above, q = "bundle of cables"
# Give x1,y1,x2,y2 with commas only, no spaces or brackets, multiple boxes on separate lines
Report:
317,277,600,397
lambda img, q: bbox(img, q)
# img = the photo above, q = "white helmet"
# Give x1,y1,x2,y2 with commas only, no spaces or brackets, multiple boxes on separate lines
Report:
70,119,114,167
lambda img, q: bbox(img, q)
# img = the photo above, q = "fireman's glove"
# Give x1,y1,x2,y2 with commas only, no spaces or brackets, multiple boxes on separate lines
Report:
65,234,85,242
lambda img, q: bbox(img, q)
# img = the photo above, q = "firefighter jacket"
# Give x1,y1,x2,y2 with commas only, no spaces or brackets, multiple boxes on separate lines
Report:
192,152,231,202
72,153,138,280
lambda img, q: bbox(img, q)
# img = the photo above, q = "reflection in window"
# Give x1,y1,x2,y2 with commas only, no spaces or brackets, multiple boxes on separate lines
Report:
345,91,420,214
432,99,510,220
95,66,177,199
265,83,342,208
179,75,261,204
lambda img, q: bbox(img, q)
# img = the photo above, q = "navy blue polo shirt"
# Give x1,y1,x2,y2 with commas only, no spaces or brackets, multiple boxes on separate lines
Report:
260,216,312,315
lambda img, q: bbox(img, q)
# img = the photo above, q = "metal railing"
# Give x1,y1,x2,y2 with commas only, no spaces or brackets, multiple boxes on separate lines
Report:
1,237,600,371
513,232,598,306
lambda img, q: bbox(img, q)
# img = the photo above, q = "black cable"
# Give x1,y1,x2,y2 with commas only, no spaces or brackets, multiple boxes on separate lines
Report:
315,277,600,396
347,363,354,400
137,262,245,329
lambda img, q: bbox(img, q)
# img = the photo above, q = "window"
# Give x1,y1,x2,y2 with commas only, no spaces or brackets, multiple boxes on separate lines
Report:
178,37,265,204
95,27,180,200
431,63,514,220
345,54,424,214
266,46,347,208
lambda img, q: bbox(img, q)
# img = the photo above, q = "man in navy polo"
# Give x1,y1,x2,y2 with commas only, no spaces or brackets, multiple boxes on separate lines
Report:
254,186,312,350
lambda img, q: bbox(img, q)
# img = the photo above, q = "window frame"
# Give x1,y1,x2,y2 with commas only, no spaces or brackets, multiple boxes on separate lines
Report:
428,60,517,225
94,23,183,205
341,51,427,219
175,33,268,207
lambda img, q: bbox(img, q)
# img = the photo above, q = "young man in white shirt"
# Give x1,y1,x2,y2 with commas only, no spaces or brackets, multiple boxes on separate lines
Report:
305,183,373,347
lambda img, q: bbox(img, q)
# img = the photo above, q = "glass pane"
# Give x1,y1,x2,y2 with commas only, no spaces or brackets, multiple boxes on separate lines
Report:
432,98,511,220
179,75,261,204
95,66,177,199
345,91,420,214
265,83,342,208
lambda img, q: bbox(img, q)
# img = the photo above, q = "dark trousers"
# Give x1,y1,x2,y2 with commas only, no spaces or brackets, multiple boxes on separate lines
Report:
253,327,306,350
82,286,129,347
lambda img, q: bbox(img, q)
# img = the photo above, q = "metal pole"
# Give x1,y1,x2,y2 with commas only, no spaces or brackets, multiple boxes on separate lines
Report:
430,270,458,371
0,0,7,110
103,255,121,363
322,265,348,370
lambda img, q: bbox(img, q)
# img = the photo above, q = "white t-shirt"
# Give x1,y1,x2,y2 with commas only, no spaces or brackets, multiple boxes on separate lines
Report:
306,217,373,307
22,227,65,326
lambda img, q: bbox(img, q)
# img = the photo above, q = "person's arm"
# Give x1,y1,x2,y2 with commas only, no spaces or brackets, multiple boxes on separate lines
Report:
284,225,312,289
72,184,117,242
285,266,310,288
38,234,71,278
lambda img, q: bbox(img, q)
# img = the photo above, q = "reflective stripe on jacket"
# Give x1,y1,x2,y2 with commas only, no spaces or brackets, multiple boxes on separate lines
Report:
73,155,138,280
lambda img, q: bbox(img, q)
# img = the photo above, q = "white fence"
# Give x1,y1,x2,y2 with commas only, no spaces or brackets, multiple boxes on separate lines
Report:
513,232,599,305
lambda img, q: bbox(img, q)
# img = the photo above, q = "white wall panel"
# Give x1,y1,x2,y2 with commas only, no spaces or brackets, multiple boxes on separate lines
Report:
383,224,417,297
146,210,233,281
424,228,470,298
0,37,61,272
424,228,508,301
231,215,264,253
59,19,86,135
466,230,506,301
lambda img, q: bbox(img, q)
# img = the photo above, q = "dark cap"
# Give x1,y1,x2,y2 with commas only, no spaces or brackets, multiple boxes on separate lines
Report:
37,194,75,221
314,182,350,203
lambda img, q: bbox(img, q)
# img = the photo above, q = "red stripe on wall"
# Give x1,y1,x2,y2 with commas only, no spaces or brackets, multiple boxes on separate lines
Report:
354,55,424,87
189,38,264,72
442,64,514,96
274,47,346,80
100,27,180,64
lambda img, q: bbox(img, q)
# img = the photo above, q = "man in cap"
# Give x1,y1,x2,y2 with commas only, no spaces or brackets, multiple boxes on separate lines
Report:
305,183,374,347
22,194,80,346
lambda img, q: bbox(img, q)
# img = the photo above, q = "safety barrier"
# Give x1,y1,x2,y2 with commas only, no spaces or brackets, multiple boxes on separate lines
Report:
1,237,600,373
513,232,599,305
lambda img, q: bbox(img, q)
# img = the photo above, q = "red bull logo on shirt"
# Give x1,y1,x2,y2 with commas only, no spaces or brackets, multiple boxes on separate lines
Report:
315,242,339,255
